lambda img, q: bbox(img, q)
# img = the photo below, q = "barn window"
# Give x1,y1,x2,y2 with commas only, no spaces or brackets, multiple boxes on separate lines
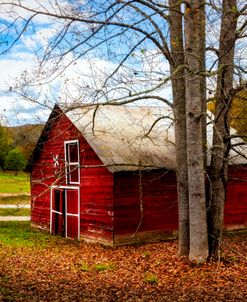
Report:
65,140,80,184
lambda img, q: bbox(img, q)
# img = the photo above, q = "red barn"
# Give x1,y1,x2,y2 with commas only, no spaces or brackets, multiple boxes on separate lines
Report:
28,104,247,245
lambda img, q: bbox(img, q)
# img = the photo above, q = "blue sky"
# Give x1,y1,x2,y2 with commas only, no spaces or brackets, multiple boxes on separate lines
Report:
0,1,246,126
0,0,59,125
0,0,174,126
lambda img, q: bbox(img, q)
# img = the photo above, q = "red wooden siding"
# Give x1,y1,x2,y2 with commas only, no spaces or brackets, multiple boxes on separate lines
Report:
224,165,247,229
67,189,79,214
80,166,114,244
30,109,114,243
66,189,79,239
113,170,178,245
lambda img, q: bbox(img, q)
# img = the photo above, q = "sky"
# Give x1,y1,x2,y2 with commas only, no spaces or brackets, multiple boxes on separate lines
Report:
0,0,59,125
0,1,246,126
0,0,173,126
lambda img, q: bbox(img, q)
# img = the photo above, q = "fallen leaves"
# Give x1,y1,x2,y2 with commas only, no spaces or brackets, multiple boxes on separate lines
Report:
0,228,247,301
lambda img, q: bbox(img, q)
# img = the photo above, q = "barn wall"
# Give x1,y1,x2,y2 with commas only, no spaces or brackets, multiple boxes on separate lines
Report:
80,165,114,245
113,169,178,245
224,165,247,229
31,111,114,244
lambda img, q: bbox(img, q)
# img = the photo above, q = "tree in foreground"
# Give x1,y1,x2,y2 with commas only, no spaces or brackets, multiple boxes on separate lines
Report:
208,0,239,259
0,0,246,262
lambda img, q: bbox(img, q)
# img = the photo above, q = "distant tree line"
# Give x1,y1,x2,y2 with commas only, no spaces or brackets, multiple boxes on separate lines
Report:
0,123,43,172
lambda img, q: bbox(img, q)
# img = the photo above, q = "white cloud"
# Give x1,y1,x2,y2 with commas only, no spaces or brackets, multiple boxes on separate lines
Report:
56,54,172,108
0,94,50,126
0,53,35,91
20,25,60,51
0,0,72,24
0,52,45,126
20,36,37,50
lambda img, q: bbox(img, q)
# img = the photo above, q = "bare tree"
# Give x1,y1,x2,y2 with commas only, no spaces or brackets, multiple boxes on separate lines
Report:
184,0,208,262
208,0,239,259
168,0,189,257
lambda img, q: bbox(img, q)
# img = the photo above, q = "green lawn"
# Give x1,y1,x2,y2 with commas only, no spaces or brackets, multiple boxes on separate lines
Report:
0,208,30,216
0,194,30,205
0,221,52,247
0,171,30,194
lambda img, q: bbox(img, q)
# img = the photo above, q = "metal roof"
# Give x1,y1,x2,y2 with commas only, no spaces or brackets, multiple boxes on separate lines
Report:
61,105,247,173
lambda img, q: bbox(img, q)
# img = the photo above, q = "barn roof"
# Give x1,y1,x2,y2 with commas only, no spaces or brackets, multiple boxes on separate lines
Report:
63,104,176,172
60,104,247,173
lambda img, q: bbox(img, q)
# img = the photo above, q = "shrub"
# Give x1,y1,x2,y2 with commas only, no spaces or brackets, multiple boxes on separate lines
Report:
4,148,27,172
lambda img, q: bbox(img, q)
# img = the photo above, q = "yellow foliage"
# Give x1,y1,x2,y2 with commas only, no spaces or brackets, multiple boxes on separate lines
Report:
207,99,216,114
207,87,247,141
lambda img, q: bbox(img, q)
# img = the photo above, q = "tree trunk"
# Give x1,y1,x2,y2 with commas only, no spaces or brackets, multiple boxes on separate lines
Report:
199,4,207,169
208,0,238,260
169,0,189,256
184,0,208,262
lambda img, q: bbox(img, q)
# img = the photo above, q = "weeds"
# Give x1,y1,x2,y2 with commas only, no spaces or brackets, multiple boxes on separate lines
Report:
144,273,159,285
94,263,115,272
79,262,89,272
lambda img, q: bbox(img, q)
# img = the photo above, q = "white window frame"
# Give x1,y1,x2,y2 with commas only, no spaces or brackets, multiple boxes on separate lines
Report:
64,140,80,185
50,185,80,239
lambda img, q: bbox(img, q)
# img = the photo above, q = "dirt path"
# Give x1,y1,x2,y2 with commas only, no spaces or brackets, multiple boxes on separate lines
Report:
0,205,30,208
0,216,30,221
0,194,31,221
0,193,30,197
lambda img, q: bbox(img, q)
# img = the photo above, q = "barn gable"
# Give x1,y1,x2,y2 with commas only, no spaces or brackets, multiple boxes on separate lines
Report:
30,104,114,243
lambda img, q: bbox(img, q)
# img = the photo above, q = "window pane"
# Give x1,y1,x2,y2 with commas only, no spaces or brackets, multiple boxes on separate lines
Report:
65,141,79,184
68,143,78,162
69,165,79,183
53,190,61,212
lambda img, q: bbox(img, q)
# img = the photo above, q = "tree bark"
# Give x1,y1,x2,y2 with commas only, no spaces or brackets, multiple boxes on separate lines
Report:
208,0,238,260
169,0,189,256
184,0,208,262
199,4,207,169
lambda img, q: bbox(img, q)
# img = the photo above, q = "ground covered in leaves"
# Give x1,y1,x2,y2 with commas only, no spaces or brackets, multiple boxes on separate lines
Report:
0,222,246,301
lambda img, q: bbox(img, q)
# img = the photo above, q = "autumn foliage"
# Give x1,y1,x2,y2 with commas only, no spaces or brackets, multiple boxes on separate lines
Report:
0,222,246,301
208,86,247,141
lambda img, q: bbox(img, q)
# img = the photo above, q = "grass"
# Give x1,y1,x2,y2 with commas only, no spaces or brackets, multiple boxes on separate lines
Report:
0,221,52,247
75,261,115,273
0,194,30,205
144,273,159,285
93,262,115,272
0,171,30,194
141,251,151,259
78,262,90,272
0,208,30,216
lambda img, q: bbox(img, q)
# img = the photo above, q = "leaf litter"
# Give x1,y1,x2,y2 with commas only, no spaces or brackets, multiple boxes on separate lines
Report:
0,230,246,301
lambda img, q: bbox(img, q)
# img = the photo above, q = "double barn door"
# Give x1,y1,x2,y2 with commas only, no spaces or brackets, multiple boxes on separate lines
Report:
50,187,80,239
